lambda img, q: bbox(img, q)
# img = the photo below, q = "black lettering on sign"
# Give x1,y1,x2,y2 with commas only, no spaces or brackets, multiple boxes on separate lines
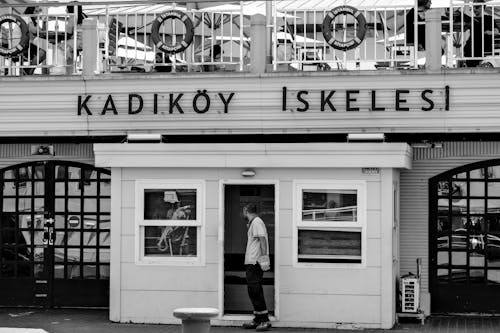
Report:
395,90,410,111
218,92,235,114
78,95,92,115
346,90,359,111
101,95,118,115
421,89,434,111
321,90,336,111
296,90,309,112
169,93,184,113
128,94,143,114
370,90,385,111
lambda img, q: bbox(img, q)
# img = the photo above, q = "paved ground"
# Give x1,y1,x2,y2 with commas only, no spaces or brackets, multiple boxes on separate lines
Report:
1,308,500,332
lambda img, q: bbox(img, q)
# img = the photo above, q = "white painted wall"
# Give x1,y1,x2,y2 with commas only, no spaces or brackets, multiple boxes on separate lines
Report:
109,167,398,329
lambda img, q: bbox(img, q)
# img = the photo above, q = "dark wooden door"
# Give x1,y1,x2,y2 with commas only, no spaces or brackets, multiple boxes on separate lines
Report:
0,161,111,307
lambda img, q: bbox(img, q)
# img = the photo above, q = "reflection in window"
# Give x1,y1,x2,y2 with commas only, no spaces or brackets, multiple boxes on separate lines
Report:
144,226,197,257
470,182,485,197
144,189,196,220
297,229,361,263
302,189,357,222
137,181,203,264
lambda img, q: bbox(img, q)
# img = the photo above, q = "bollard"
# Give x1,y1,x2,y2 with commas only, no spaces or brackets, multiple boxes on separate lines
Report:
173,307,219,333
425,8,442,71
81,18,98,76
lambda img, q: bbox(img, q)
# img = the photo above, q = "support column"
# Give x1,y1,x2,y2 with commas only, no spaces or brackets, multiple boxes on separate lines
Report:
425,8,442,71
251,14,266,74
380,168,397,329
82,18,98,76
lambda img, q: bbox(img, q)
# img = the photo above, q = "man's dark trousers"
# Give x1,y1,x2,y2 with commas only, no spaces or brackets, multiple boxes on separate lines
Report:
245,263,269,322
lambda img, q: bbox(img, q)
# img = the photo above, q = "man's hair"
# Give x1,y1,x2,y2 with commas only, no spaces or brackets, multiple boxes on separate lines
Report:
244,203,258,214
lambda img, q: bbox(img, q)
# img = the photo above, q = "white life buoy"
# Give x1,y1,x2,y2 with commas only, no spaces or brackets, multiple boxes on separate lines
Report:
0,14,30,57
151,10,194,54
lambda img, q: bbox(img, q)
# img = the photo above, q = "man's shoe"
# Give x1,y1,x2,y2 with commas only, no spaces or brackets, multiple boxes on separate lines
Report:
242,321,259,329
255,321,272,331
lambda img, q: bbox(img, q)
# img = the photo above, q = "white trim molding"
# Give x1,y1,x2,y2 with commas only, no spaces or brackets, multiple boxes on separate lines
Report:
134,179,206,266
292,180,367,269
94,143,412,169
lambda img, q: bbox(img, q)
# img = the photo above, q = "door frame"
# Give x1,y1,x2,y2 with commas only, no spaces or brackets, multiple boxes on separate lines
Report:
219,179,280,321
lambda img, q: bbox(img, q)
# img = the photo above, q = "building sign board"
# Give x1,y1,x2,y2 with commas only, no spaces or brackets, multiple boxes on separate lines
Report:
77,86,449,116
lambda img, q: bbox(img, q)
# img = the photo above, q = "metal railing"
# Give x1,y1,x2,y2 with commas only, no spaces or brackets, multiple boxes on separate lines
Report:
446,1,500,68
0,1,250,76
86,1,248,73
0,3,79,75
271,0,420,71
3,1,500,75
302,206,357,222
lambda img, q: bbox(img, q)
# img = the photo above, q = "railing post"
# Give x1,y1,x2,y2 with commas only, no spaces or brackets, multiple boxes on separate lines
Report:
82,18,98,76
425,8,442,71
250,14,266,74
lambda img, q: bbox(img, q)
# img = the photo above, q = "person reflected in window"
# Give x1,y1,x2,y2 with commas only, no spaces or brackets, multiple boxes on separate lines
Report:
405,0,432,51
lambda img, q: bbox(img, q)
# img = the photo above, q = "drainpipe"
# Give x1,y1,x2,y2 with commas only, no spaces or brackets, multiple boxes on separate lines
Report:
82,18,98,76
425,8,442,71
251,14,266,74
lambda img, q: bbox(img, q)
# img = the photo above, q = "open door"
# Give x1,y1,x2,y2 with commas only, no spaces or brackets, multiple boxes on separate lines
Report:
224,184,275,315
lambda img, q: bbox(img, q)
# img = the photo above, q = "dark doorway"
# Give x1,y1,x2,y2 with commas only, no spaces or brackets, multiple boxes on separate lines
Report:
224,184,275,314
430,159,500,313
0,161,111,308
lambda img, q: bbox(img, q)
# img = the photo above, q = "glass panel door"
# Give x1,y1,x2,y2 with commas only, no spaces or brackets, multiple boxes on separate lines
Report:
431,163,500,313
0,161,110,308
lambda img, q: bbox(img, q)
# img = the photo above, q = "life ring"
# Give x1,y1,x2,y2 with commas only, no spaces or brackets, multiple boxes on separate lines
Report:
0,14,30,57
322,5,367,51
151,10,194,54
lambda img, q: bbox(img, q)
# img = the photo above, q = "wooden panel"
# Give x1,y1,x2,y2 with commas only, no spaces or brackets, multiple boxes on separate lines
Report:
2,72,500,136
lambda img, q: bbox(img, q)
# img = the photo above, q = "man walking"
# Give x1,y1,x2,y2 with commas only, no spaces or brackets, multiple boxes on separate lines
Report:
242,203,271,331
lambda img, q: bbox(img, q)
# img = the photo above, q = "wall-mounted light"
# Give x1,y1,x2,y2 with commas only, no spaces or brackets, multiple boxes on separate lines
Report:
347,133,385,142
241,169,256,177
126,133,163,143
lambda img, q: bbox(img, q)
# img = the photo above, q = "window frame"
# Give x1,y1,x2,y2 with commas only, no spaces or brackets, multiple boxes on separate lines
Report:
293,180,367,268
135,179,205,266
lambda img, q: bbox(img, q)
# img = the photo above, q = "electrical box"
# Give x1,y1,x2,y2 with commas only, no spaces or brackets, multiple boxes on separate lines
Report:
401,275,420,313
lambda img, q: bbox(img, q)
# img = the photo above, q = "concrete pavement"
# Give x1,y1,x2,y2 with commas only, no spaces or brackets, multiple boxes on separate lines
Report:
1,308,500,332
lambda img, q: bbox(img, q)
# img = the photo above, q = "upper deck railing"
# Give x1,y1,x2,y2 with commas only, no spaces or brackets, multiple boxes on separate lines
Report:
0,1,498,76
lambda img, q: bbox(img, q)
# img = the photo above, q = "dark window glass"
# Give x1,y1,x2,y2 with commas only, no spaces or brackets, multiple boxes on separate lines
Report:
297,229,361,263
302,189,357,222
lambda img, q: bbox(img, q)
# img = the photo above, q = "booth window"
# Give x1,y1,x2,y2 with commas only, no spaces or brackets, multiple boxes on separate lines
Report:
135,180,204,265
294,181,365,265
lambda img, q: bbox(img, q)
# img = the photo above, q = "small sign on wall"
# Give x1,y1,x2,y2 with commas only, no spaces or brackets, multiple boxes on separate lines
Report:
362,167,380,174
